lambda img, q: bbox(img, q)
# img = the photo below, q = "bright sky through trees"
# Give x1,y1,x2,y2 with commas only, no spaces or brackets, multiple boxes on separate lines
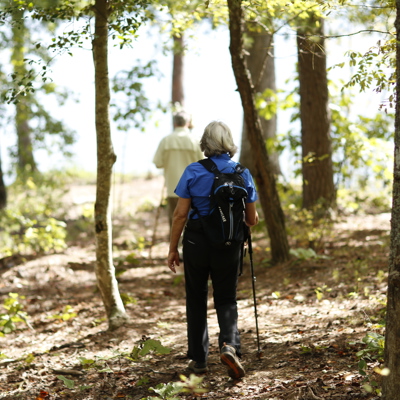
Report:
0,20,387,182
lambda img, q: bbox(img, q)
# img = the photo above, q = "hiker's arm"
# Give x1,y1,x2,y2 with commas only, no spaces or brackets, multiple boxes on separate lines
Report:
245,202,259,227
168,197,191,273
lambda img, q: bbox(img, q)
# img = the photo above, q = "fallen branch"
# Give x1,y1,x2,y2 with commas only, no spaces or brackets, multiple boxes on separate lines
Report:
51,368,85,376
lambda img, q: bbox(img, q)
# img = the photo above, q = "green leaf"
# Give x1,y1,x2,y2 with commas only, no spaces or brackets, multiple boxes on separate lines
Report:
57,375,75,389
79,357,96,367
24,353,35,364
79,385,92,391
358,359,367,370
290,248,317,260
139,339,171,356
136,376,150,386
149,382,181,399
98,367,113,373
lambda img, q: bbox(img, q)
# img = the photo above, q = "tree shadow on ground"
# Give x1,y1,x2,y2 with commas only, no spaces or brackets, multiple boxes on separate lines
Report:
0,199,388,399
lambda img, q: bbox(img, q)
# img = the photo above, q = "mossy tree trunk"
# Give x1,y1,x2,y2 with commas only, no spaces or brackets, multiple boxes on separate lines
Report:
227,0,289,264
382,2,400,396
11,8,37,176
92,0,129,331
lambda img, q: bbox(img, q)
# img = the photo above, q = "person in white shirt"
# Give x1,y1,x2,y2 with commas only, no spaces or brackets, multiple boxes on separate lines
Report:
153,111,204,231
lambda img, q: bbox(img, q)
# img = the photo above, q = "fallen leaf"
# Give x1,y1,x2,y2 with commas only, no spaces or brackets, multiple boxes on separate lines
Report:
35,390,50,400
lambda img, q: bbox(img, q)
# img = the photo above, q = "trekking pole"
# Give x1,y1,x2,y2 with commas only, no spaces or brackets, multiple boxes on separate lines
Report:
149,181,165,262
248,231,262,358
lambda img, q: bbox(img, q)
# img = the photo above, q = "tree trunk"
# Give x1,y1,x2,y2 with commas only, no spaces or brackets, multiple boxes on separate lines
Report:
297,17,335,210
240,29,280,176
11,8,37,175
227,0,289,264
0,147,6,210
382,3,400,397
92,0,128,331
172,34,184,107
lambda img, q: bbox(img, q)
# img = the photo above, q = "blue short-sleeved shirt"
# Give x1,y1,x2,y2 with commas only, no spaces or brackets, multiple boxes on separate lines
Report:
174,153,258,219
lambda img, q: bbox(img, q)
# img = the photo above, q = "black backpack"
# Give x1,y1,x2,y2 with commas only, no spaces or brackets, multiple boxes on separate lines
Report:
196,158,248,249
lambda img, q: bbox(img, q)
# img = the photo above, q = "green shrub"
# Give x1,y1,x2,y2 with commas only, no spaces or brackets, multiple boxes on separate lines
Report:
0,172,69,257
0,210,66,256
0,293,30,336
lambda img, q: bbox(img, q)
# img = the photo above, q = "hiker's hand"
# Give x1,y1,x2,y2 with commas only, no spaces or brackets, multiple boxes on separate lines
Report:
168,250,180,273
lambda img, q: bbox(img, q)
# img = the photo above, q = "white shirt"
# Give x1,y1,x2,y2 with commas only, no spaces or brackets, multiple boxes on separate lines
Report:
153,127,204,197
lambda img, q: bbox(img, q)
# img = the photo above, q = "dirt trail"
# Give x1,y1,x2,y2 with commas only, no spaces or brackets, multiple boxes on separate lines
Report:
0,176,389,399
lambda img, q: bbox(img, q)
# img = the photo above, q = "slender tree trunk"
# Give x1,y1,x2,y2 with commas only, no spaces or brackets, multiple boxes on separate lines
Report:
172,34,184,107
240,29,280,176
297,17,335,210
92,0,128,331
11,8,37,175
0,147,6,209
382,3,400,397
227,0,289,264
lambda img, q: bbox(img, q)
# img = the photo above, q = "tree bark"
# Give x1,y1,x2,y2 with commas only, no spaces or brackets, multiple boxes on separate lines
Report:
382,2,400,397
171,34,185,128
172,34,184,107
240,29,280,176
11,8,37,176
297,17,335,210
227,0,289,264
92,0,128,331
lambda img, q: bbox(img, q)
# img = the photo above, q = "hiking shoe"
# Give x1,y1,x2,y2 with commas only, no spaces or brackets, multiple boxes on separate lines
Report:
188,360,208,374
220,344,245,379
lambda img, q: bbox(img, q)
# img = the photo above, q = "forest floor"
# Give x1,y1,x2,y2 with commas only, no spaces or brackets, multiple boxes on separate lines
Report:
0,175,390,400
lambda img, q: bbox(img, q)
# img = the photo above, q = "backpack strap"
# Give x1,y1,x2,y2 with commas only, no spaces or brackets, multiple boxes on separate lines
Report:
198,158,246,175
190,159,218,219
198,158,219,175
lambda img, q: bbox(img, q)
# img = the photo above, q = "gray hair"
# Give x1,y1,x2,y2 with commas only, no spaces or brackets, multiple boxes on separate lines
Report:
173,111,191,127
200,121,238,158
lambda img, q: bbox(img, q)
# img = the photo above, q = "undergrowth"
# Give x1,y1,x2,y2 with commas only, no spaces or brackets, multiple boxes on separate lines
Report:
0,171,69,257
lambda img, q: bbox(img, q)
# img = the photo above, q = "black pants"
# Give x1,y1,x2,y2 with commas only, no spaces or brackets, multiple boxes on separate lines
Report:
183,221,242,363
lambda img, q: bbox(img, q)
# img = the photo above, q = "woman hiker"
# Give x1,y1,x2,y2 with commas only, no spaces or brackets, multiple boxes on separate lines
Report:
167,121,259,379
